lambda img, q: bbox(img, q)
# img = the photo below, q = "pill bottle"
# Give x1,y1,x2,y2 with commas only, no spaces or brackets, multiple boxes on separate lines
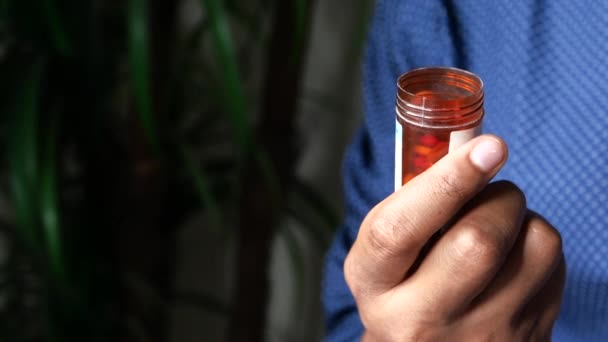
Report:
395,67,484,189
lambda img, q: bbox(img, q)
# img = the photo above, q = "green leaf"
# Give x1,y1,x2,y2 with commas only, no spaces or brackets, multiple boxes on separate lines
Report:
128,0,159,152
200,0,286,213
180,144,225,237
199,0,252,150
42,0,72,55
40,121,66,283
8,64,42,251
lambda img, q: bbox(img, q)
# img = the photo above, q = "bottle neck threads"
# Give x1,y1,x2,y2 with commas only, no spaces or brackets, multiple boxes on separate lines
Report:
396,67,484,129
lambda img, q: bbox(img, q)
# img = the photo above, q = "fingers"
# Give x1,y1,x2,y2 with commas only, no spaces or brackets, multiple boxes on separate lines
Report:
345,135,508,297
526,255,566,337
397,181,527,317
474,212,564,318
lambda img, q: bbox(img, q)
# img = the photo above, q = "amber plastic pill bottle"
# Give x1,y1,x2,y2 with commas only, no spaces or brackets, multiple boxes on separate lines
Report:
395,67,485,189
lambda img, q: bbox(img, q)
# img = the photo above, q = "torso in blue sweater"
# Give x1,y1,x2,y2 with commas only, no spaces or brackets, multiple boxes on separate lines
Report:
322,1,608,340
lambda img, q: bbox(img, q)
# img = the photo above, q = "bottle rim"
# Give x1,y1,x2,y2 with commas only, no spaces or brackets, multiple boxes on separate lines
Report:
396,67,484,121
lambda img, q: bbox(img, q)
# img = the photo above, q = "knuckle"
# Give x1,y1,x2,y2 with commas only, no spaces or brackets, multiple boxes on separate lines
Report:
397,327,436,342
543,227,563,257
343,253,377,301
343,254,355,286
452,224,503,266
365,213,417,259
494,180,527,207
367,320,438,342
343,254,363,297
529,217,563,260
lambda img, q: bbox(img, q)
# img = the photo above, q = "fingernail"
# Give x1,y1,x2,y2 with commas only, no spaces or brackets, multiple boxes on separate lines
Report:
469,138,505,172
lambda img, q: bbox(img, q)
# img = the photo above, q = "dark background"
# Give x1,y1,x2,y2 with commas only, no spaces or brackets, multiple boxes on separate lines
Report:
0,0,373,341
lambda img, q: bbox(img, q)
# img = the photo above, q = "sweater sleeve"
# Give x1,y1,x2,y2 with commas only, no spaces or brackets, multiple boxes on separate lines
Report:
321,1,462,340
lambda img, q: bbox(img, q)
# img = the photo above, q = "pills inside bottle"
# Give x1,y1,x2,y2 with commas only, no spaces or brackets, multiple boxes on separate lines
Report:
395,67,485,189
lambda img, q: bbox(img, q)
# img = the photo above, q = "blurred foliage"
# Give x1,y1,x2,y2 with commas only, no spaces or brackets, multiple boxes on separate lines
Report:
0,0,373,341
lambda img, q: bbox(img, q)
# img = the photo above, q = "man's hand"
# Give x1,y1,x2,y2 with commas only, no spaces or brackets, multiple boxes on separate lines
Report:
344,135,565,341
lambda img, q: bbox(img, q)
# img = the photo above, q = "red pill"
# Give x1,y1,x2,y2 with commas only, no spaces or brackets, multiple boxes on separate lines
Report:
419,134,438,147
414,145,433,156
427,141,449,163
414,156,431,170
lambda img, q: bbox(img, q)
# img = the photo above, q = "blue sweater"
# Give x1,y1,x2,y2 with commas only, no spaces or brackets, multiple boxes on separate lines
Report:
322,1,608,340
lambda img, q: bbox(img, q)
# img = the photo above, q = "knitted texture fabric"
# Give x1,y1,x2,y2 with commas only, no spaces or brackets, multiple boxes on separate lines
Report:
322,1,608,341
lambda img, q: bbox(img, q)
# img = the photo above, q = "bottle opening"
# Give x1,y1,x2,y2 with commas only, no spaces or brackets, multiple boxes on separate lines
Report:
396,67,484,128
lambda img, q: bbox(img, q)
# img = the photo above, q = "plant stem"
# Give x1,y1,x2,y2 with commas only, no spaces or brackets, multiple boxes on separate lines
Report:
227,1,317,341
